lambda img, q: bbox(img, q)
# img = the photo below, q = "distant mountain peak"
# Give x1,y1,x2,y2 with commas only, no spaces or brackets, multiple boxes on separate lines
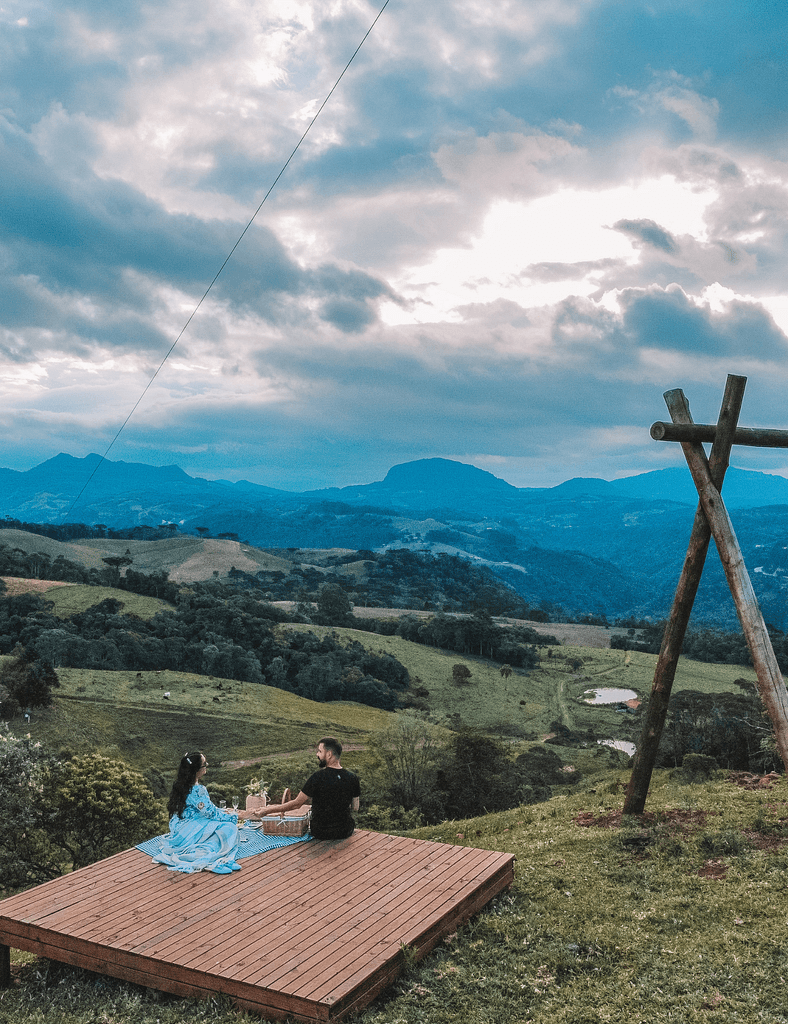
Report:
382,458,518,493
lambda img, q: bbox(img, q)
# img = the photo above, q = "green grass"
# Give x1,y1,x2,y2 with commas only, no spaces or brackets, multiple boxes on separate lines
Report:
43,584,172,619
3,772,788,1023
6,666,395,788
277,623,759,745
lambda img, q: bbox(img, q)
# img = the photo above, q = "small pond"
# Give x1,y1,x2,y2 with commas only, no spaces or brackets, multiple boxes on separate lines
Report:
580,687,638,705
598,739,636,756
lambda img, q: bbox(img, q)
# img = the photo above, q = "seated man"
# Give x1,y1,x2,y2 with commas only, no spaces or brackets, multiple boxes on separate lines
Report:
260,737,360,840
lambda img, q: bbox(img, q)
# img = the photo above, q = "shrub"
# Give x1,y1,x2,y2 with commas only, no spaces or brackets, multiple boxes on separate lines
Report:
46,753,168,869
677,753,720,783
698,829,750,858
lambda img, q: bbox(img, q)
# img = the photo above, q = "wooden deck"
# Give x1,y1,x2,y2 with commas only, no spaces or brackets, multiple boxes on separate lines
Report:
0,830,514,1021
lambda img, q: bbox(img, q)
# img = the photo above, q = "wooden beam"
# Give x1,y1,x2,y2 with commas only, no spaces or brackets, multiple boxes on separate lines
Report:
651,421,788,448
676,427,788,773
624,375,745,815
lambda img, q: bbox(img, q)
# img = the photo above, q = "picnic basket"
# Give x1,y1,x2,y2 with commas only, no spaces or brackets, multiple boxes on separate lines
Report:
245,789,310,836
258,809,311,836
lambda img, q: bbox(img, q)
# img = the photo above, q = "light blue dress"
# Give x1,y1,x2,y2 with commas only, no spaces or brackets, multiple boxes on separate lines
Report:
152,784,241,874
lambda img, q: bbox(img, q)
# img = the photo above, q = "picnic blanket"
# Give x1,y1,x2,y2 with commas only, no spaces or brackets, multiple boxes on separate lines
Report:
138,828,311,861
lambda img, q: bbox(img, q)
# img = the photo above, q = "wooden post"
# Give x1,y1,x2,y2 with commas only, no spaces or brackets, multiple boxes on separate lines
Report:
676,427,788,773
624,375,745,815
0,944,10,988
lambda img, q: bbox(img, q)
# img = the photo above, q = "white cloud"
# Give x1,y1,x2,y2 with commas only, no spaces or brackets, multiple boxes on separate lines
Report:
3,0,788,491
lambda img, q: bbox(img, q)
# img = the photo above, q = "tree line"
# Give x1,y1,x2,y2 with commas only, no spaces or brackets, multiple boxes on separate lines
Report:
0,589,411,713
611,619,788,672
357,607,558,669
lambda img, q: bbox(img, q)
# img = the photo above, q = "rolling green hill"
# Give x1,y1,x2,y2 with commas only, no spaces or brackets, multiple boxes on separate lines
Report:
13,665,395,779
4,608,760,782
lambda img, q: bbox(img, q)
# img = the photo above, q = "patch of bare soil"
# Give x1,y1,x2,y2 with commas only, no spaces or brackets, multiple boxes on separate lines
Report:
351,606,433,620
221,744,366,769
727,770,781,790
1,577,74,596
744,830,788,852
698,860,728,879
574,808,712,834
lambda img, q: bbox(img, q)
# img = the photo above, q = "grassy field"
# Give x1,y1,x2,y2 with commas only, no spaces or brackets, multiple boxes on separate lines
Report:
277,622,759,745
0,529,298,583
2,613,759,793
3,769,788,1024
5,665,395,792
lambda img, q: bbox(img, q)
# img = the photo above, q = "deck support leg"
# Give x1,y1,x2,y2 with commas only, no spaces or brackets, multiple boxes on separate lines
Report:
0,944,10,988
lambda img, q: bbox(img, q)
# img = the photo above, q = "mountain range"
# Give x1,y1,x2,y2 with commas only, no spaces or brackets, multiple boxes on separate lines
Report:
3,453,788,629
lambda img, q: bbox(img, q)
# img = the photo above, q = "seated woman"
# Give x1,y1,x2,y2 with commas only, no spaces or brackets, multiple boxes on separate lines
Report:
152,751,251,874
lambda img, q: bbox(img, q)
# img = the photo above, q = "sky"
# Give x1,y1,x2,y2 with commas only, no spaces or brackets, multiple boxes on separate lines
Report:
3,0,788,492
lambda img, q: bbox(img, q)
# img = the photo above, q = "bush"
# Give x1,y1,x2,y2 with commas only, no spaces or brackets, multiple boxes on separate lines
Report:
46,753,168,869
677,753,720,783
698,829,750,858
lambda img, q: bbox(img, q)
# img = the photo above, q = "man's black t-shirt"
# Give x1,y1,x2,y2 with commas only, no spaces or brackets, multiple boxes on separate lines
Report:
302,767,360,840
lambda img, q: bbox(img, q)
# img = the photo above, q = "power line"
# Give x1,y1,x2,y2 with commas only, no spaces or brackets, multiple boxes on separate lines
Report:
63,0,392,523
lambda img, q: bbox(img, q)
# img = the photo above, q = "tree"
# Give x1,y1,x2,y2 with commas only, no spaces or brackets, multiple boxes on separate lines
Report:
0,725,61,891
0,645,59,711
101,554,133,585
47,753,167,869
652,689,778,771
315,583,354,626
366,715,447,822
438,729,529,819
452,663,472,686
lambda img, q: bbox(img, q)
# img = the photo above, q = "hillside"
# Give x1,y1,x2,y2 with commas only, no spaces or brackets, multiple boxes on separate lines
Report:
4,604,759,776
276,621,758,740
8,663,395,783
4,771,788,1023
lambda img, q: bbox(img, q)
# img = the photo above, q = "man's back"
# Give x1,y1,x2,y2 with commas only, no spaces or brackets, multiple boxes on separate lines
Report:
302,767,360,840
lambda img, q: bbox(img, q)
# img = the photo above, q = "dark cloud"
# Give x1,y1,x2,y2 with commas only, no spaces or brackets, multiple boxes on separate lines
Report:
613,219,677,254
319,298,377,333
0,115,394,351
620,285,788,358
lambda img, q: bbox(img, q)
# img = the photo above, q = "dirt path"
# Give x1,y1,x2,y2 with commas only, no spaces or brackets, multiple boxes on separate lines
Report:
221,744,366,770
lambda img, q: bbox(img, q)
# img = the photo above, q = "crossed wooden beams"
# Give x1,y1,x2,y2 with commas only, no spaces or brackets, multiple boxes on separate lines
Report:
624,374,788,815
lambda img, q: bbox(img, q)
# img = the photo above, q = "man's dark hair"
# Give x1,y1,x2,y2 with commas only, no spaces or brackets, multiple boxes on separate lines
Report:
320,736,342,758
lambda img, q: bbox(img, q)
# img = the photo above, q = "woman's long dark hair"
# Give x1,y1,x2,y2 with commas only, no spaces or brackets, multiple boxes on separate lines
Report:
167,751,203,818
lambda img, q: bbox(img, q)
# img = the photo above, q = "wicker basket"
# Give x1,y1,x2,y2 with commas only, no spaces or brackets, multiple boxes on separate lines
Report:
259,810,311,836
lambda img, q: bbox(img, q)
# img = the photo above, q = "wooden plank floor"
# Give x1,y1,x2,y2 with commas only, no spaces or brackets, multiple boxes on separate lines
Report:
0,831,514,1021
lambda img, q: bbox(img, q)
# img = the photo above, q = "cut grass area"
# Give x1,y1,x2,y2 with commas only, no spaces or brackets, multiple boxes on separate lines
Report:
3,772,788,1023
7,667,395,781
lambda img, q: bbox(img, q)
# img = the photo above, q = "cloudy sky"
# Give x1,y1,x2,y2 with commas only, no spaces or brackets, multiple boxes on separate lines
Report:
2,0,788,492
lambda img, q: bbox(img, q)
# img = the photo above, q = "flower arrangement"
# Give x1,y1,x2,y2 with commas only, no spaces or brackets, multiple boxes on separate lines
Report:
245,777,269,802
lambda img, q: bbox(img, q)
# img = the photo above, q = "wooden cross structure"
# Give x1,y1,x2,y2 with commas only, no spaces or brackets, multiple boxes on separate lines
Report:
624,374,788,815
